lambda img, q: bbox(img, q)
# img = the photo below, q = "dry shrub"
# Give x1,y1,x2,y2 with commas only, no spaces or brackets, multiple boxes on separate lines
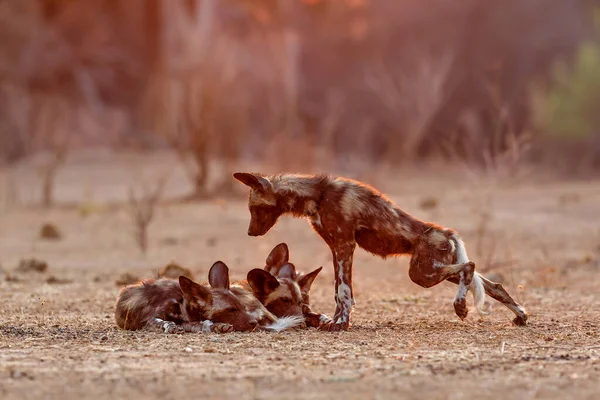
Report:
115,272,140,287
158,262,194,280
128,175,169,254
17,258,48,273
366,51,455,166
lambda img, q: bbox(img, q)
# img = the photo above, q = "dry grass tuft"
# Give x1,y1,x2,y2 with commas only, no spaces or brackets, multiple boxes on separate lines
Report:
16,258,48,273
158,262,194,280
115,272,140,287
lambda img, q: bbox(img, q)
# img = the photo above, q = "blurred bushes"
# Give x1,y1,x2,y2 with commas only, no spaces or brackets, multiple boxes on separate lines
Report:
541,9,600,140
0,0,599,181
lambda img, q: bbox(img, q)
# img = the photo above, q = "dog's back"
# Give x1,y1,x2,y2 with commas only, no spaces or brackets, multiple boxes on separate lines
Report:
115,278,186,331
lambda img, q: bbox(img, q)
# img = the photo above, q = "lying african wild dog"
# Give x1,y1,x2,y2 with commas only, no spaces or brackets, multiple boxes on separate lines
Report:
233,172,529,331
234,242,329,328
115,261,304,333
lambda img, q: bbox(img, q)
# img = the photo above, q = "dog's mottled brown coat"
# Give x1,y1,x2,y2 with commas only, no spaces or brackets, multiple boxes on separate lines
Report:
234,172,529,331
115,262,258,333
235,243,328,327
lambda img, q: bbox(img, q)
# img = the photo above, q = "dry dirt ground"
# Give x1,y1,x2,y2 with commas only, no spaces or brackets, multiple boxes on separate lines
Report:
0,151,599,399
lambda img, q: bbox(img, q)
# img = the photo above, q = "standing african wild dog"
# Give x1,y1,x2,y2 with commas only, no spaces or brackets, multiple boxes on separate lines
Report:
233,172,529,331
235,242,330,327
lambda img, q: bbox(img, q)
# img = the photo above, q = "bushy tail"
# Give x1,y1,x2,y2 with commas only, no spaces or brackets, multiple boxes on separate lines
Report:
264,315,306,332
471,273,487,315
453,234,487,315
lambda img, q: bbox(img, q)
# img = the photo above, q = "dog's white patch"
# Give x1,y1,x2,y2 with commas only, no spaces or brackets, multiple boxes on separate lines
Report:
470,273,487,316
265,315,306,332
452,234,486,315
287,197,296,209
319,314,332,323
272,174,319,198
449,238,456,253
201,320,214,333
336,282,353,323
250,190,276,206
452,234,469,264
304,200,318,215
311,213,322,229
339,188,362,221
152,318,177,334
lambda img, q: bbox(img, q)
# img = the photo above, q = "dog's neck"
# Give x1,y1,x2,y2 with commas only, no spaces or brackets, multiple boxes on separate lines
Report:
280,191,321,218
270,175,325,218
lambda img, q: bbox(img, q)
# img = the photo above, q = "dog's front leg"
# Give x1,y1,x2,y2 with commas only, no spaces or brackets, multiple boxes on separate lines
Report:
320,241,356,332
301,295,331,328
147,318,185,334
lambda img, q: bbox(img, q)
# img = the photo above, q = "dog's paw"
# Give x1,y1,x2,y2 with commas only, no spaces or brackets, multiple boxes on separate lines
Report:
512,313,528,326
304,312,330,328
164,322,185,334
453,297,468,320
318,320,349,332
211,323,234,334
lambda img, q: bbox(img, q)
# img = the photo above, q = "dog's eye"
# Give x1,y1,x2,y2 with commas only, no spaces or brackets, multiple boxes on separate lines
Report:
283,298,293,304
226,307,238,313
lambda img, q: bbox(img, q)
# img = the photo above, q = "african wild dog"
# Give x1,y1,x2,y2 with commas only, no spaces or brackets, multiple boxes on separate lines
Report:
206,260,308,332
233,172,529,331
115,262,256,333
115,260,306,333
243,242,330,328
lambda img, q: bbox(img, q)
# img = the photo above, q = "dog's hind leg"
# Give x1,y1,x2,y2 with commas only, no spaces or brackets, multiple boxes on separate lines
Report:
447,274,528,326
409,258,476,320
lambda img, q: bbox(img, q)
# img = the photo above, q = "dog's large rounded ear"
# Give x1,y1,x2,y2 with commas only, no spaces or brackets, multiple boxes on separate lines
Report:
247,268,280,297
297,266,323,295
233,172,272,193
179,276,212,308
208,261,230,290
277,263,297,281
265,243,289,274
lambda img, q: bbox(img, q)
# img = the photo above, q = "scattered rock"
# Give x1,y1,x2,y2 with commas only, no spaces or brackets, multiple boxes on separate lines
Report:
160,237,179,246
9,368,34,380
418,196,439,211
46,275,73,285
17,258,48,273
115,272,140,286
39,223,62,240
159,262,194,280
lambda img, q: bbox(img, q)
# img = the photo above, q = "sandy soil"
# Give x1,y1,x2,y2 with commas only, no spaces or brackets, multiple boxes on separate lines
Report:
1,151,599,399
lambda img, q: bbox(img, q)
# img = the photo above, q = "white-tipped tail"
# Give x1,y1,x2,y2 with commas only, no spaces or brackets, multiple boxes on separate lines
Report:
264,315,306,332
453,234,487,315
471,273,487,315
